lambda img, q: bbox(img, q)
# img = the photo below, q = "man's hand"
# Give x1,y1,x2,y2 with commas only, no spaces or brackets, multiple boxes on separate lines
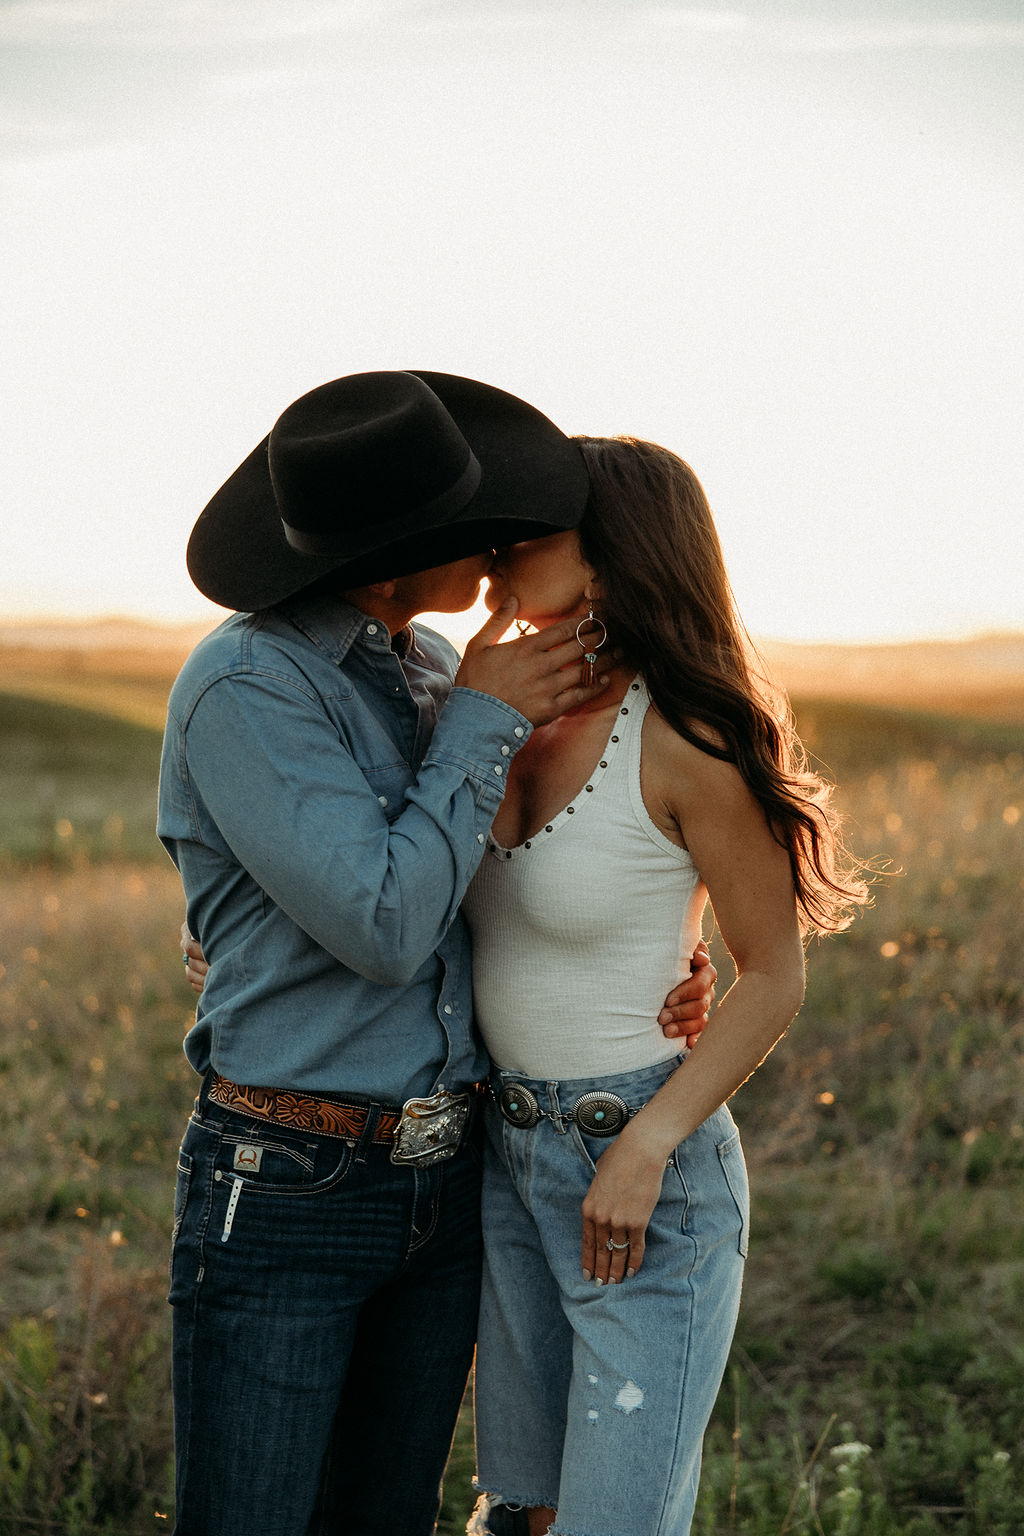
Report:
454,599,611,727
180,921,209,995
659,939,716,1047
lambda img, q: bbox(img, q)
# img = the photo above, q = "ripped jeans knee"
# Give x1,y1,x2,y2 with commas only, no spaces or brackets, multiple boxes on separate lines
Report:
467,1494,532,1536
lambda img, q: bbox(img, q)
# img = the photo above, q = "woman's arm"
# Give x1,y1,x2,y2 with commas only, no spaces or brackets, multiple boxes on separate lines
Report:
581,719,805,1284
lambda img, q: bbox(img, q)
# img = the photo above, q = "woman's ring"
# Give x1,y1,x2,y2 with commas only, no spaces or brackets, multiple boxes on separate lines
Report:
183,953,190,967
606,1238,630,1252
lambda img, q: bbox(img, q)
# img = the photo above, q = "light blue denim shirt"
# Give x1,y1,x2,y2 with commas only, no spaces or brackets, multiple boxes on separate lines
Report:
157,592,531,1102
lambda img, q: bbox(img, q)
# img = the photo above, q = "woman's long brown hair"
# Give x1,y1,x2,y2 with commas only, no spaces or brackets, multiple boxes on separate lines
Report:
574,435,869,936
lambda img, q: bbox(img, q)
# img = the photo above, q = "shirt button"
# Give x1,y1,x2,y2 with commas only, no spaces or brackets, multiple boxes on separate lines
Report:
366,624,378,635
443,1005,453,1015
514,726,525,738
493,764,503,775
500,745,510,756
378,796,388,807
477,833,485,844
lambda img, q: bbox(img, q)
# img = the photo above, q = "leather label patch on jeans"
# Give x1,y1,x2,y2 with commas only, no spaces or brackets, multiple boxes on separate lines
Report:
232,1144,264,1173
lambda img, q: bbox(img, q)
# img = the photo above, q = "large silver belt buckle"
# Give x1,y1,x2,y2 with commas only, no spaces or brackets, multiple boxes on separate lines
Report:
390,1090,470,1167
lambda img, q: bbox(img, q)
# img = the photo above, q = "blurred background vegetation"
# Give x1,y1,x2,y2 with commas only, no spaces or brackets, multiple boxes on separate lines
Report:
0,640,1021,1533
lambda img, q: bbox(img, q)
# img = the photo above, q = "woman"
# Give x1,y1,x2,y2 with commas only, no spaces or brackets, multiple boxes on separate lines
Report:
184,435,866,1536
459,435,866,1536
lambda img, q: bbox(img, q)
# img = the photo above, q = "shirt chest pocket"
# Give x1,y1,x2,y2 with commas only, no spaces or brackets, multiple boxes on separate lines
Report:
363,763,415,821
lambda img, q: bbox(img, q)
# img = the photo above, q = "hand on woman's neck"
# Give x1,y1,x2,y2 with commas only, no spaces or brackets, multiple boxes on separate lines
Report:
564,663,636,718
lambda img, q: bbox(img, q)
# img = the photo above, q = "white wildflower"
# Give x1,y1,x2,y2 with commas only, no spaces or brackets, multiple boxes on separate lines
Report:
831,1441,872,1464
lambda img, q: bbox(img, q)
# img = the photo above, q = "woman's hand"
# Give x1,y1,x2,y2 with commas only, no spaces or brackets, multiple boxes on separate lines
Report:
580,1128,667,1285
180,921,209,995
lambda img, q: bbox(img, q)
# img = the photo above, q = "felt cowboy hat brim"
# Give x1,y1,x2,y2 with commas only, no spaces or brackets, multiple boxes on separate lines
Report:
186,370,590,611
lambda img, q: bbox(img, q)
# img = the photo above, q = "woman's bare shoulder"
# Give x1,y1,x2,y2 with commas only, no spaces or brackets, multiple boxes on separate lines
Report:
644,706,755,816
645,705,729,777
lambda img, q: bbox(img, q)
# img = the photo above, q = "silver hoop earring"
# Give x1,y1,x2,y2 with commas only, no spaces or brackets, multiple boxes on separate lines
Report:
575,601,608,687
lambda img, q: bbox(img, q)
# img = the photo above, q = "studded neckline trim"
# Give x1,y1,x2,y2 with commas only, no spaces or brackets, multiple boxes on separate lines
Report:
486,677,644,860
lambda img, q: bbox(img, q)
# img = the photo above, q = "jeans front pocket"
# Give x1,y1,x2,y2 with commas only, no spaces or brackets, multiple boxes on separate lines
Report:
569,1124,604,1175
172,1149,193,1241
716,1129,750,1258
203,1121,357,1254
168,1137,214,1301
168,1148,193,1288
211,1128,354,1198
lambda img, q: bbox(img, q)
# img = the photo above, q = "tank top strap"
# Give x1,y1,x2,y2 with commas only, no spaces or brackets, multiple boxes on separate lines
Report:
606,675,647,784
625,676,694,862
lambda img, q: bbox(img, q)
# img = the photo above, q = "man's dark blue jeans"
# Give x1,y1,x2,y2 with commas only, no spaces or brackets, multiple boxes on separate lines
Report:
169,1081,483,1535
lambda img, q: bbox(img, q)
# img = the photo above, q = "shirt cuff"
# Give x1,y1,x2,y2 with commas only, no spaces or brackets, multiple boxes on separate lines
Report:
423,686,532,790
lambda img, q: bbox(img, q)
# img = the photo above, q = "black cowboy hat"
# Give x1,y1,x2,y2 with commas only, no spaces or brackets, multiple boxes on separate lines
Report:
186,370,590,610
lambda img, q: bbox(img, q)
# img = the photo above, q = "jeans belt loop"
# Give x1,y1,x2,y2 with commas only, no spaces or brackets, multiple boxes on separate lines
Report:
354,1104,382,1165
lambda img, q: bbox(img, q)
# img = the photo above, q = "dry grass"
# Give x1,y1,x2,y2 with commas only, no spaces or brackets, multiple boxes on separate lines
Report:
0,686,1022,1532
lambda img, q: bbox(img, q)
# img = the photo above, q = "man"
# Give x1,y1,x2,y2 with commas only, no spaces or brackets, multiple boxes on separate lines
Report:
158,370,713,1536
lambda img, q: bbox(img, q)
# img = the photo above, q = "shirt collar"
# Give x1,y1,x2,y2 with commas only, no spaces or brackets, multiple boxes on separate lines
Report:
276,590,414,665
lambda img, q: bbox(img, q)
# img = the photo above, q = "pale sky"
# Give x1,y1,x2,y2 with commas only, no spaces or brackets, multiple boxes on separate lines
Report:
2,0,1021,642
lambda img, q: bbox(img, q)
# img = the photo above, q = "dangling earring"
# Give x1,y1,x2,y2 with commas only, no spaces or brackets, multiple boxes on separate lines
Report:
575,600,607,687
514,619,533,637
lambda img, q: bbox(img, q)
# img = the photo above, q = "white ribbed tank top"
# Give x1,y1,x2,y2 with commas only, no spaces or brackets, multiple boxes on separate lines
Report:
462,677,707,1077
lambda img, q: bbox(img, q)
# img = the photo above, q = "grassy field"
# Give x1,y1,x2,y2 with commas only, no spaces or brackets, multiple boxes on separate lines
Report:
0,693,165,866
0,681,1021,1533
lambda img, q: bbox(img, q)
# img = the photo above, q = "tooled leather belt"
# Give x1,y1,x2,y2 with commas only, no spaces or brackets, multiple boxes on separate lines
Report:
208,1073,401,1144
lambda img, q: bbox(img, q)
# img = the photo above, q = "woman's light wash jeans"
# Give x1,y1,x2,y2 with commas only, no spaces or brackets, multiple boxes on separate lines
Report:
472,1057,748,1536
